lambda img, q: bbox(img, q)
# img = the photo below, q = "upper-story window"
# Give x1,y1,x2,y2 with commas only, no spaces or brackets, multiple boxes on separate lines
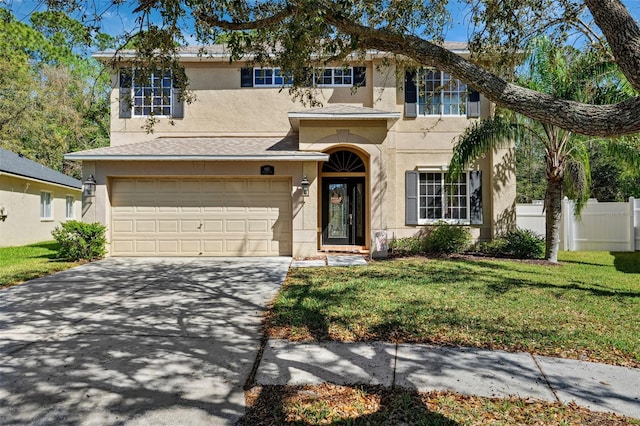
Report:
314,67,353,86
118,69,184,119
254,68,293,86
418,69,468,116
241,66,366,88
404,68,479,118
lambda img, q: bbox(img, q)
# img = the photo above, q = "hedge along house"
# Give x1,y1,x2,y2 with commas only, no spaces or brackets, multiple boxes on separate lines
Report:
65,44,516,257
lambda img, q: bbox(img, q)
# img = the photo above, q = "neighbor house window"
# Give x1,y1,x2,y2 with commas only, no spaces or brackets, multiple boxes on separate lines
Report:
40,192,52,220
315,67,353,86
253,68,293,86
65,196,74,219
418,69,468,116
418,172,469,223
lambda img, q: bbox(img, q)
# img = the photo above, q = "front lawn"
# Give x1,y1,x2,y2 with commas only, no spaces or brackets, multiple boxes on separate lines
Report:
267,251,640,367
0,241,81,288
243,384,638,425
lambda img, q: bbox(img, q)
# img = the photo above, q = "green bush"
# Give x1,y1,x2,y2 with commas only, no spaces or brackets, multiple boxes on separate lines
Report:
425,223,472,254
51,221,107,261
389,236,426,255
482,228,545,259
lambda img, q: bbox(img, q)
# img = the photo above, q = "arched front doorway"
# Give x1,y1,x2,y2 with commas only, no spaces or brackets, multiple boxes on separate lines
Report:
320,149,368,247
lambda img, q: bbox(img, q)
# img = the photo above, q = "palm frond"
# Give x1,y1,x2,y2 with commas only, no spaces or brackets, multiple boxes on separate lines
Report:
607,136,640,172
448,114,525,180
564,142,591,214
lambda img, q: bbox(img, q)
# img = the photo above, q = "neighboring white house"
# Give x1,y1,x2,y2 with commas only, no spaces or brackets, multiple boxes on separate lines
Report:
0,148,82,247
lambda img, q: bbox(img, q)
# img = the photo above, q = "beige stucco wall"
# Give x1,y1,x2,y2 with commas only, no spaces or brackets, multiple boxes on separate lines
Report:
82,160,319,257
95,57,516,255
0,174,81,247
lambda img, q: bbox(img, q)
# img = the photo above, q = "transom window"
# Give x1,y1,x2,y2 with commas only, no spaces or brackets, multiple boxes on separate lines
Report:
253,68,293,86
419,172,469,223
315,67,353,86
40,191,52,220
418,69,468,116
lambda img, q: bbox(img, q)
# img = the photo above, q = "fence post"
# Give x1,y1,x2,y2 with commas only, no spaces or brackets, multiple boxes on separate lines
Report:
631,197,636,252
562,197,570,251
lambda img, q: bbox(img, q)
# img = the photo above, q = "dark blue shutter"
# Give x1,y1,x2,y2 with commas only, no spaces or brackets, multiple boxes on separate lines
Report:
171,74,184,118
354,66,366,86
241,68,253,87
119,69,132,119
467,90,481,118
404,70,417,118
406,170,419,225
469,170,483,224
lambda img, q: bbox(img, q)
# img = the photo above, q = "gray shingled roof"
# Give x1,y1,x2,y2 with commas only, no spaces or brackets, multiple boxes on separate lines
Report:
93,42,469,60
64,136,329,161
0,148,81,189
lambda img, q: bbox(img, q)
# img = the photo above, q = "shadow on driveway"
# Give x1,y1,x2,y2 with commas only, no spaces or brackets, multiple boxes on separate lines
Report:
0,257,290,425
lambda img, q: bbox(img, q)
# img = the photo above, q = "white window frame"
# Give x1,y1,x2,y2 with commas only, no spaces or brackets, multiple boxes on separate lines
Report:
253,67,293,87
314,67,354,87
65,195,74,219
417,69,468,116
131,70,173,117
417,170,470,225
40,191,53,220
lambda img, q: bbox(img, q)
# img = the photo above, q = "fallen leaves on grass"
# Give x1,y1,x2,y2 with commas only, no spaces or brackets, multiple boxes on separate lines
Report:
243,384,639,425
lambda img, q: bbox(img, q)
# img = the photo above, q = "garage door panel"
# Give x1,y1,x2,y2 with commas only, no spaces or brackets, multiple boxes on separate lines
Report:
111,177,292,256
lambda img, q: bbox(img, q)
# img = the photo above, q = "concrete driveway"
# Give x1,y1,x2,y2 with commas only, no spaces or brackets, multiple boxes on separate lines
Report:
0,257,291,425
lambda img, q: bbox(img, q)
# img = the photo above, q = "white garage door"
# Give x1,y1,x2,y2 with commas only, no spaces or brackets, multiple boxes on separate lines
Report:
110,177,292,256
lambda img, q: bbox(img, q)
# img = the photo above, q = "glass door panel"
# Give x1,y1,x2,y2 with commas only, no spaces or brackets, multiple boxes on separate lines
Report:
322,178,365,246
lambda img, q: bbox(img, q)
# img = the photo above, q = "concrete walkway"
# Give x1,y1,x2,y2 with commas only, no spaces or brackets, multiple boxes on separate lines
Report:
256,340,640,419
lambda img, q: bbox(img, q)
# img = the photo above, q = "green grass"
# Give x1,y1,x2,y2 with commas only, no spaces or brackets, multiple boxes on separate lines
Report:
268,251,640,367
243,384,639,425
0,241,81,288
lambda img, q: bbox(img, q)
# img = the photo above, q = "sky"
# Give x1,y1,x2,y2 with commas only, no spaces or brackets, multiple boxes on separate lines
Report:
4,0,640,46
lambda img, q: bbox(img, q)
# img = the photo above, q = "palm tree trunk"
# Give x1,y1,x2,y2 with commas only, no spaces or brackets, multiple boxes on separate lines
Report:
545,178,563,262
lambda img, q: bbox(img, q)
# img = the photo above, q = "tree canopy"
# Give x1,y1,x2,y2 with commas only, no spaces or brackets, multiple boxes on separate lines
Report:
24,0,640,137
0,9,112,177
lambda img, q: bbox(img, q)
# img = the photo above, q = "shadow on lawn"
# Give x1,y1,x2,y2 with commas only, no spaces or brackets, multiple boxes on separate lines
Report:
611,252,640,274
242,385,458,425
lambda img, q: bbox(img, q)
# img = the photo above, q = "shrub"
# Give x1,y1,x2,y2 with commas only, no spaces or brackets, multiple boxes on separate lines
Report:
52,221,107,261
482,228,545,259
389,236,426,255
425,223,472,254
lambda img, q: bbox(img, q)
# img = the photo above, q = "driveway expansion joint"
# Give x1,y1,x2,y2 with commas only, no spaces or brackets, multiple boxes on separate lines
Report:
531,352,561,402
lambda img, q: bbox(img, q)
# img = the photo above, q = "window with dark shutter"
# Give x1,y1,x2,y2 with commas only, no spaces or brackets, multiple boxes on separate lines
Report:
467,90,481,118
404,70,417,118
469,170,483,224
354,66,366,86
405,170,419,225
240,68,253,87
119,69,132,119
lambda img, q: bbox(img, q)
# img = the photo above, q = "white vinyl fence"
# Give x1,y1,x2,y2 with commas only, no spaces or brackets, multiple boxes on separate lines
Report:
516,197,640,252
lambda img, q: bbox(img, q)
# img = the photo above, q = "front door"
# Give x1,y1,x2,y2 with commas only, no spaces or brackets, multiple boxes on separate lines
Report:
322,178,365,246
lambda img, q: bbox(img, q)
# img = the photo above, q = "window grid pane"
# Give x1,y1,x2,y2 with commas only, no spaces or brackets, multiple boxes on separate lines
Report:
66,196,74,219
315,67,354,86
418,172,469,222
133,70,172,116
418,69,467,116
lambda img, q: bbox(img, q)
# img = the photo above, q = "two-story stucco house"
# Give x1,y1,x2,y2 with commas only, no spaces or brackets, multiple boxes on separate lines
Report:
65,44,515,258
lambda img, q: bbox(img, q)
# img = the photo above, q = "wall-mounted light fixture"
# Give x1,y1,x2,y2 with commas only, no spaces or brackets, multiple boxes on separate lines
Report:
83,175,97,198
0,206,7,222
300,176,310,197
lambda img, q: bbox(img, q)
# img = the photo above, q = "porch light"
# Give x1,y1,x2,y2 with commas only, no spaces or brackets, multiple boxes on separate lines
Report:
83,175,97,198
300,176,310,197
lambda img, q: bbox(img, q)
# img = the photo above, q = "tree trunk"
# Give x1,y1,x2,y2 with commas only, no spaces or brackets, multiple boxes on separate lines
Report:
544,177,563,263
